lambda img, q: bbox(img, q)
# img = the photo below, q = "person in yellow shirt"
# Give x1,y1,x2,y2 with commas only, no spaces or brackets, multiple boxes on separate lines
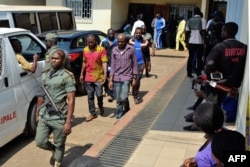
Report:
10,38,39,73
175,16,187,51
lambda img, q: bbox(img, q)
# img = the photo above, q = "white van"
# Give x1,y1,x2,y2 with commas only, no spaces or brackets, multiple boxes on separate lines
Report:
0,28,46,147
0,5,76,34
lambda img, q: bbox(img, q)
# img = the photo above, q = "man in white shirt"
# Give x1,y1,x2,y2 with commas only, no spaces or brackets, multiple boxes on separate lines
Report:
131,14,145,36
185,7,206,78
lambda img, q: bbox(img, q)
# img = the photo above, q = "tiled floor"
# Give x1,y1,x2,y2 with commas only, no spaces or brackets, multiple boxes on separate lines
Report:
125,75,236,167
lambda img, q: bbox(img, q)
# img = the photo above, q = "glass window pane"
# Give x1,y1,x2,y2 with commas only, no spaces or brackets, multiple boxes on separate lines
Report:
38,12,58,32
58,12,74,30
13,13,30,29
10,35,45,61
0,20,10,28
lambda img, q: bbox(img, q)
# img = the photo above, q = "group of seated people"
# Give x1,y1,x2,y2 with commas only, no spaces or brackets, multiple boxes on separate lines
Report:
181,102,245,167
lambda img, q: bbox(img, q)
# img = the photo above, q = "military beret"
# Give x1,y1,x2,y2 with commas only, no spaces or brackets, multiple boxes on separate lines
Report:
45,33,57,41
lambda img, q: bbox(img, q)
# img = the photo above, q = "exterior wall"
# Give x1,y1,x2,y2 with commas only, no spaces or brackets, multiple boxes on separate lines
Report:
46,0,64,6
46,0,207,33
230,0,249,137
46,0,112,32
76,0,112,32
0,0,45,5
111,0,130,31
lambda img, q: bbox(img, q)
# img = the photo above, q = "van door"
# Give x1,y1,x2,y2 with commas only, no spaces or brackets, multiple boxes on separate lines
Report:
7,34,45,136
0,37,20,147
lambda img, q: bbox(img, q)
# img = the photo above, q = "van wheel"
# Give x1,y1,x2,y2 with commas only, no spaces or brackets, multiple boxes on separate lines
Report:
27,99,37,136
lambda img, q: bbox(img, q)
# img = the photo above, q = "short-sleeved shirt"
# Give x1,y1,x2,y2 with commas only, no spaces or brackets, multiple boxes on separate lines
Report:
16,54,32,71
83,45,108,82
39,68,76,120
143,32,153,44
195,141,216,167
186,15,207,44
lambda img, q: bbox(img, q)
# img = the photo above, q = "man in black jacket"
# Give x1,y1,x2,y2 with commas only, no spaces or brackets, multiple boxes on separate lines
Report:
205,22,247,104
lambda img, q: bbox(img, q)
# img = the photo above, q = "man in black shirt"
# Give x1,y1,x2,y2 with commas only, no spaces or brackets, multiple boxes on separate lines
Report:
205,22,247,104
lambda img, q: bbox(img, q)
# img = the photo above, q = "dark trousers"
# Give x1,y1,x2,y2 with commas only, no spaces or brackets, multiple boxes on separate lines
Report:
85,82,103,115
104,70,114,98
187,44,204,76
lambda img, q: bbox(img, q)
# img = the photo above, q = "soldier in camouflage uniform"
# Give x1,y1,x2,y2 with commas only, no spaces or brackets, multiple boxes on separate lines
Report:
44,33,70,71
35,49,76,167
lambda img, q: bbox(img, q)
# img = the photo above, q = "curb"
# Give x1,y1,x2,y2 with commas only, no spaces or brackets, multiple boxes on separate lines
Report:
84,56,188,157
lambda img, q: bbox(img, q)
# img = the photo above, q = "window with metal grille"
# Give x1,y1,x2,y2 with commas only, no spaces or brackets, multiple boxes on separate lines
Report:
64,0,92,23
170,5,195,20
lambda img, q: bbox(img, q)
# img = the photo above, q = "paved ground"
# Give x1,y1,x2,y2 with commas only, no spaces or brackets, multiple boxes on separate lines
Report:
0,48,189,167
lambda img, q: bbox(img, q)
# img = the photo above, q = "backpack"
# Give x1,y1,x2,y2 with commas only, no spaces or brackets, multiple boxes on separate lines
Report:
207,21,224,46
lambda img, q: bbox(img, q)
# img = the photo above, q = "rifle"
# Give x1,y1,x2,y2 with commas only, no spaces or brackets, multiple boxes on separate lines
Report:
37,84,60,112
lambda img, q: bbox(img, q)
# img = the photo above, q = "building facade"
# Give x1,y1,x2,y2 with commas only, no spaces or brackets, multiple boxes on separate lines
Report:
0,0,249,149
45,0,207,33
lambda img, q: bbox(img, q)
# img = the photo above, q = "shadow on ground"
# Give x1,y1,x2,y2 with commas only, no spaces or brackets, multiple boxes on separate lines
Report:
63,143,94,167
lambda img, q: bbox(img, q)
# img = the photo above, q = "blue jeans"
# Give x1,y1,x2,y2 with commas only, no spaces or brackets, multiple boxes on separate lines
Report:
156,29,163,49
85,82,103,115
114,80,130,119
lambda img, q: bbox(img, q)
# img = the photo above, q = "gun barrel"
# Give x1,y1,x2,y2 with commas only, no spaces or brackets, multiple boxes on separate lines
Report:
41,85,60,112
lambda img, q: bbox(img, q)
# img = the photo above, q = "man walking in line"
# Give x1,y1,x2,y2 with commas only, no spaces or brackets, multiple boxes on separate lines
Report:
141,25,155,77
79,35,108,121
109,33,138,119
129,27,148,104
101,28,118,102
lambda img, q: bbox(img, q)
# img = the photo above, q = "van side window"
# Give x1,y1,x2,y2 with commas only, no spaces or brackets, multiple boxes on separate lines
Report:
13,13,37,33
0,20,10,27
38,12,58,32
9,35,45,62
58,12,74,30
